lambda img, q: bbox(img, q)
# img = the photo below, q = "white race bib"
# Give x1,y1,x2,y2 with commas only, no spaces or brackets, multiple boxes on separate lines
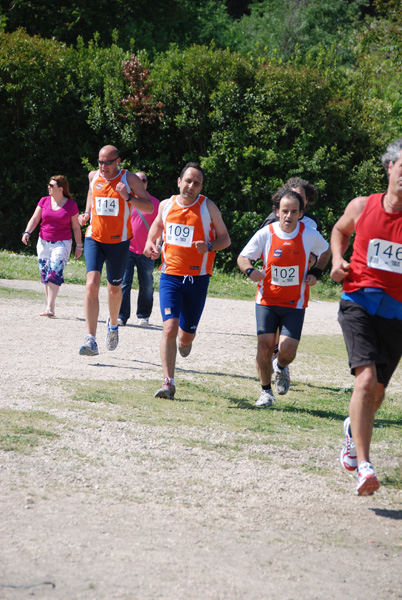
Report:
165,222,194,247
95,196,119,217
271,265,299,286
367,239,402,274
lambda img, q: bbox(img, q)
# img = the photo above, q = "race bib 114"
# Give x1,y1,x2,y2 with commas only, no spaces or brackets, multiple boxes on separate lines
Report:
95,197,119,217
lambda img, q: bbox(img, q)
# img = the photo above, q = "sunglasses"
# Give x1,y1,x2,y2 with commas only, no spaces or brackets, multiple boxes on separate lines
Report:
98,158,119,166
48,183,57,188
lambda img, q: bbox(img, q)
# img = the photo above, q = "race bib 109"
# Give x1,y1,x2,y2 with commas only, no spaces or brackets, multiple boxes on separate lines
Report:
271,265,299,286
95,197,119,217
165,222,194,247
367,239,402,274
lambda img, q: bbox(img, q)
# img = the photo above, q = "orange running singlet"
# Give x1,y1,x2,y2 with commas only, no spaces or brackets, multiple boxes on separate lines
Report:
160,195,216,276
86,169,132,244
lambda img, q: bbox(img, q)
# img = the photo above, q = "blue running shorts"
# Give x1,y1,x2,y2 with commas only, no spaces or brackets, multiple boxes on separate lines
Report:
159,273,210,334
84,237,130,286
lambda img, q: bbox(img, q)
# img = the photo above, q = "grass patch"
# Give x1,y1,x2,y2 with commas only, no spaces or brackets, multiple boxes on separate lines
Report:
0,249,341,302
0,409,60,453
57,370,402,490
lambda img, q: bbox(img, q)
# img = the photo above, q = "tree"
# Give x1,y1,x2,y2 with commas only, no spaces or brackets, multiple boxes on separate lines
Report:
227,0,372,64
0,29,88,250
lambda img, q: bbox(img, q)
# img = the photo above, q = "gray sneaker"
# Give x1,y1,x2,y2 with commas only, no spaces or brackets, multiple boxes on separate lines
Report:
178,342,192,357
106,319,119,351
79,335,99,356
154,378,176,399
255,388,276,408
117,317,126,326
273,357,290,395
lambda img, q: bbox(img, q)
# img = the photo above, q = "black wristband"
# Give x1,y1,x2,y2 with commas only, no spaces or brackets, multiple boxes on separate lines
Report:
22,231,31,236
245,267,255,278
307,266,323,279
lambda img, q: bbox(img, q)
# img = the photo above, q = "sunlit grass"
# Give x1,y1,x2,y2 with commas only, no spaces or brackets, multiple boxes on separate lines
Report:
0,409,60,453
0,249,341,301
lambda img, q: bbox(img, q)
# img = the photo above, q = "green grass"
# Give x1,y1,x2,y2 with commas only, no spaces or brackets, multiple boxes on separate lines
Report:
0,249,341,301
2,250,400,492
44,362,402,490
0,409,60,453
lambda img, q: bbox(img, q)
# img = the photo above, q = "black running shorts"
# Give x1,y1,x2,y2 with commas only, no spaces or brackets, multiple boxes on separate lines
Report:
338,299,402,387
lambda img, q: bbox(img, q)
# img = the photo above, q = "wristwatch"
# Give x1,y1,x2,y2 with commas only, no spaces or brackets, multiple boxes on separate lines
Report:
245,267,255,278
207,242,213,252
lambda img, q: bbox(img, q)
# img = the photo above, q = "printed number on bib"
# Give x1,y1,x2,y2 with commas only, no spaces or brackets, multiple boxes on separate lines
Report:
95,197,119,217
271,265,299,286
367,239,402,274
165,222,194,247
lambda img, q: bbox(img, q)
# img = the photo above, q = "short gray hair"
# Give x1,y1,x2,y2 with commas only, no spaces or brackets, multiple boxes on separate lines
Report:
381,138,402,172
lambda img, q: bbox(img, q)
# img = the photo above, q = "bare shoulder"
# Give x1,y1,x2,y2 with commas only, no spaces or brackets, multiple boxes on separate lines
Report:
206,197,221,215
342,195,369,223
88,170,97,182
352,195,370,216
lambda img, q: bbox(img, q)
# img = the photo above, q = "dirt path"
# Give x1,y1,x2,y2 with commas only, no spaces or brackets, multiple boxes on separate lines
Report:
0,279,401,600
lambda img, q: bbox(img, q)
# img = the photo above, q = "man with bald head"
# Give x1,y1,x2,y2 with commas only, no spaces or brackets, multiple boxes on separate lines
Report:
78,145,153,356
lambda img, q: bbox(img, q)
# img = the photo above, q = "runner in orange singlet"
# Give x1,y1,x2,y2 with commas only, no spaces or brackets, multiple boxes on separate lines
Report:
238,190,328,408
144,163,231,399
78,145,153,356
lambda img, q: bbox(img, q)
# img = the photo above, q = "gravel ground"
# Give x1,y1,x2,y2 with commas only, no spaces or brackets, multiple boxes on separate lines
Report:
0,278,401,600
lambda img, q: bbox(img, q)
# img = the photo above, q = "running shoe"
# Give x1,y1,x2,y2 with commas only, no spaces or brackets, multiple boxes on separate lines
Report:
79,335,99,356
106,319,119,351
138,318,149,326
340,416,357,471
117,317,126,326
273,357,290,395
178,342,192,358
255,388,276,408
154,378,176,399
356,461,380,496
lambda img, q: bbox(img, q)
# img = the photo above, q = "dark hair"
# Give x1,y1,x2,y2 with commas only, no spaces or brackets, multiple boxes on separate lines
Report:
284,177,318,207
381,138,402,173
180,162,204,181
50,175,72,199
273,189,304,213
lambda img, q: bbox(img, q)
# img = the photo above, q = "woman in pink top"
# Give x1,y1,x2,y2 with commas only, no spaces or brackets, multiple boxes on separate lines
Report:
22,175,82,317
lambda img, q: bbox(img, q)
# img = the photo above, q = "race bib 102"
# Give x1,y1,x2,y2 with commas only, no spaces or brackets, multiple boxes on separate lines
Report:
271,265,299,287
165,222,194,247
367,239,402,274
95,197,119,217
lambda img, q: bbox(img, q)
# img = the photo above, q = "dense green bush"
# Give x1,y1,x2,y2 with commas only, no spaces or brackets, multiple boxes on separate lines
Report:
0,27,393,270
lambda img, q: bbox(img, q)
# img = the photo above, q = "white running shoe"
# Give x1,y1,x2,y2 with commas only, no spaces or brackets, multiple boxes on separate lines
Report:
255,388,276,408
79,335,99,356
273,357,290,395
106,319,119,351
117,317,126,326
340,417,357,471
138,318,149,326
356,461,380,496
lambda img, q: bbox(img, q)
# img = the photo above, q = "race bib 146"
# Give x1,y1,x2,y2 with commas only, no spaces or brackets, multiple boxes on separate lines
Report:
367,239,402,274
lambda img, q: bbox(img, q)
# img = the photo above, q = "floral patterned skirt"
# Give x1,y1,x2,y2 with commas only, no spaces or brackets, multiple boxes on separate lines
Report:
37,238,72,286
